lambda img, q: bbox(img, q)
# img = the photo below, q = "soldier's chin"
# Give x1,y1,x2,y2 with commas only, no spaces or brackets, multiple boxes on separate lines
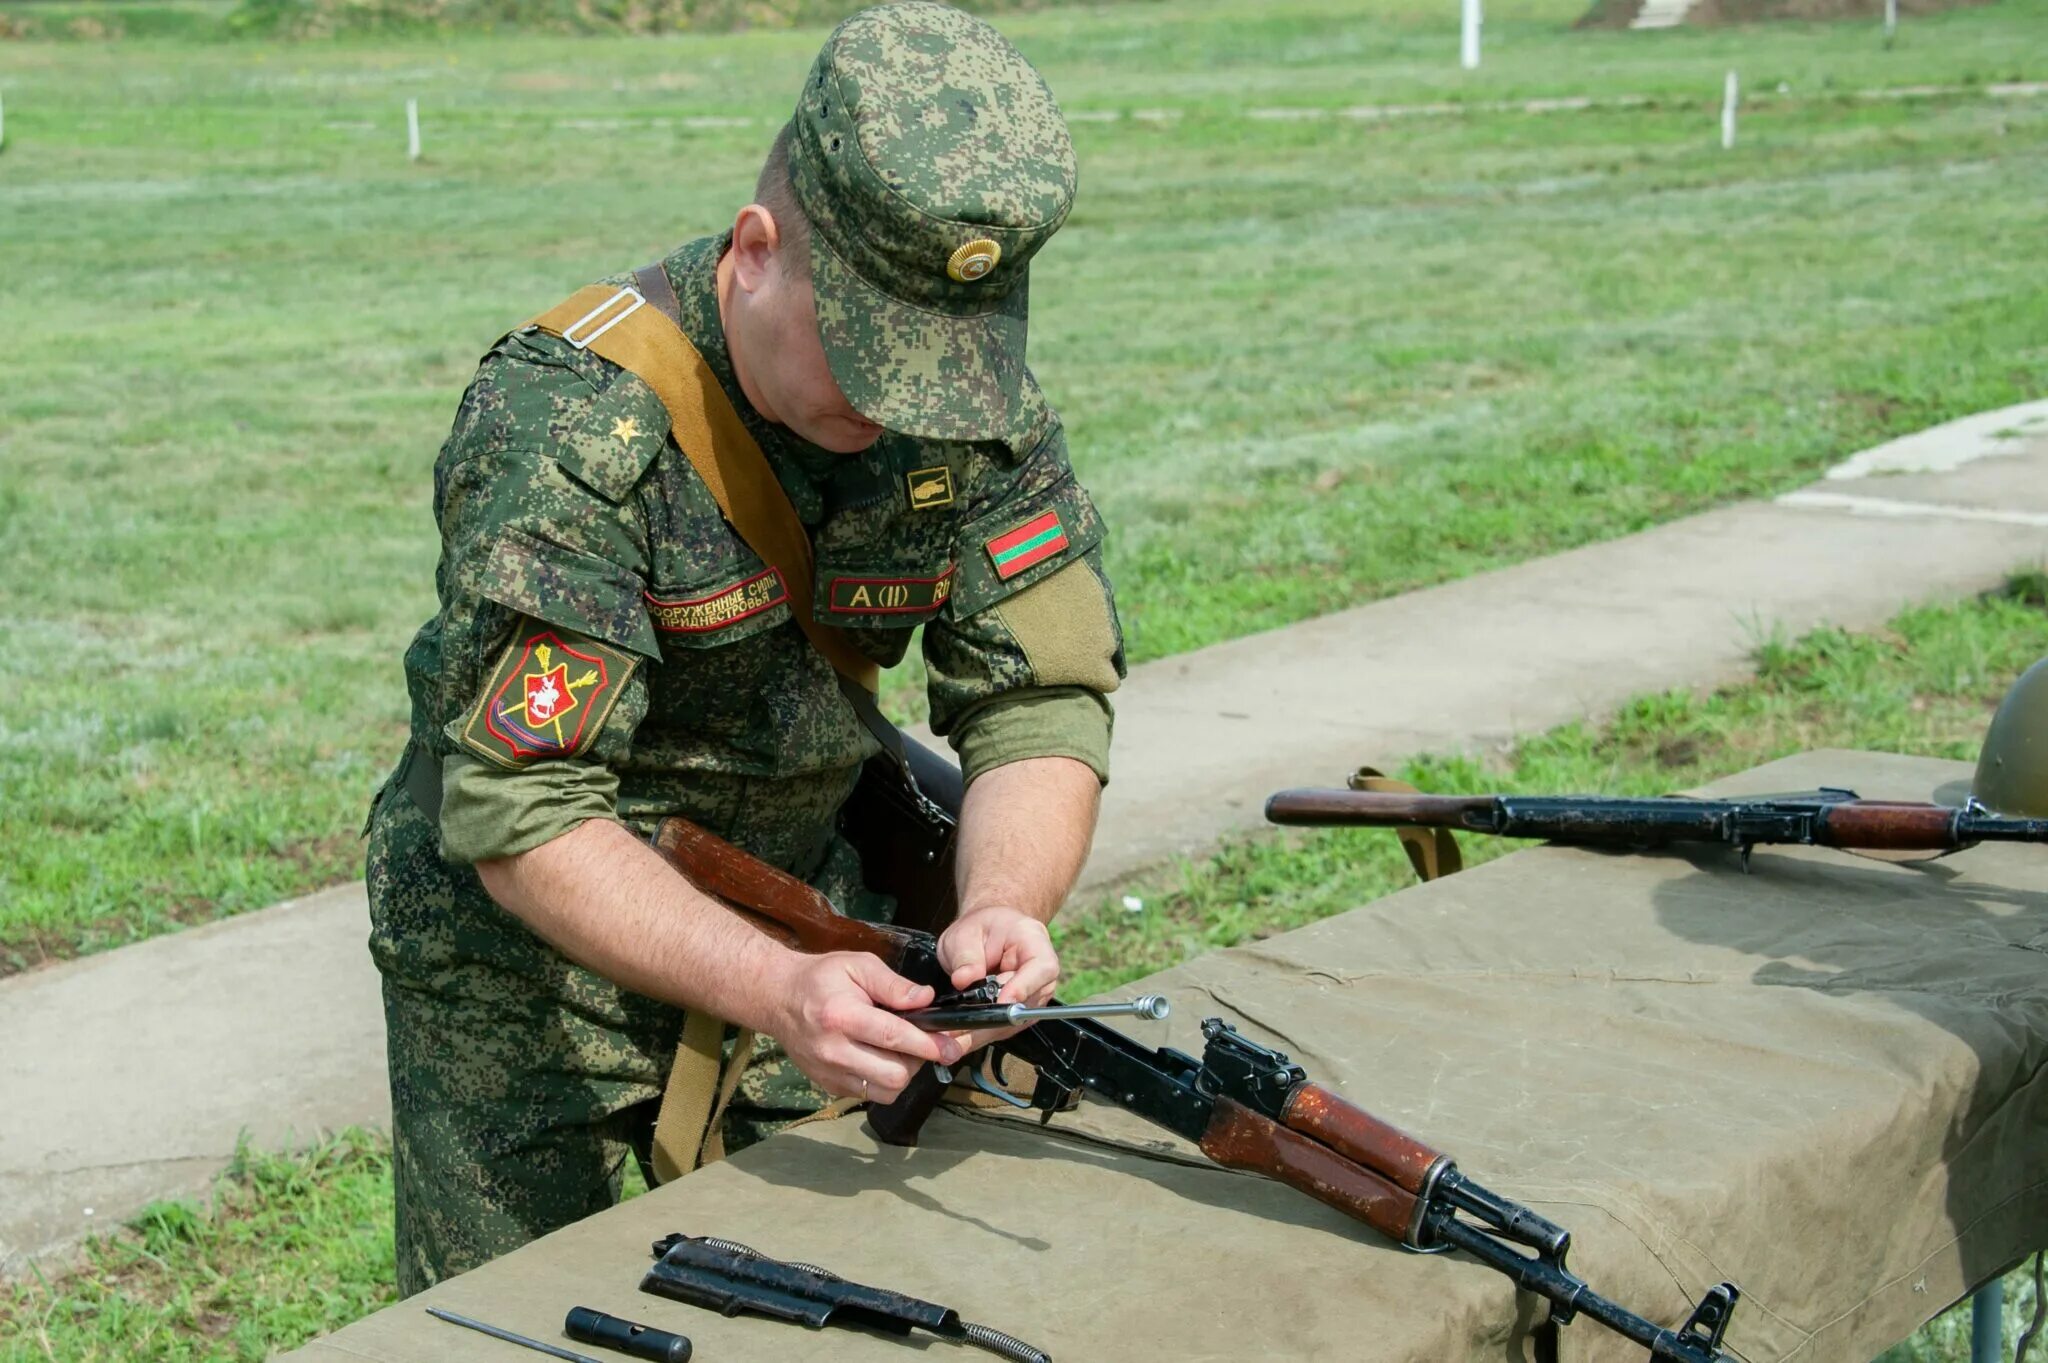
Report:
801,411,886,455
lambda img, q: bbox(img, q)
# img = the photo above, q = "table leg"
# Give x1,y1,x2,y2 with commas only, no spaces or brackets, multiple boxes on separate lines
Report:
1972,1278,2004,1363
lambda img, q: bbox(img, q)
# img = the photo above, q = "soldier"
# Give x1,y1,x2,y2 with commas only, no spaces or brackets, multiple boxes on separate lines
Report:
363,1,1123,1296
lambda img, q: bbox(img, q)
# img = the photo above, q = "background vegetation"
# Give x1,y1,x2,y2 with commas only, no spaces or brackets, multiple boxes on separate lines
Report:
4,0,2044,972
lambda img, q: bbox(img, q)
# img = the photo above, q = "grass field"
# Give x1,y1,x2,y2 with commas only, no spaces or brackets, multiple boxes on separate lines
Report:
5,577,2043,1361
3,0,2046,966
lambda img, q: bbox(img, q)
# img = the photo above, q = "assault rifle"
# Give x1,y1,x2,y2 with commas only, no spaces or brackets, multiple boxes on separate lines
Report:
651,817,1745,1363
1266,785,2048,867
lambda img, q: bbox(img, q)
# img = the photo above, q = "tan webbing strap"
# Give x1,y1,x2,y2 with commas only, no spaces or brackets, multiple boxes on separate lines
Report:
779,1095,866,1134
524,278,892,1180
650,1010,728,1184
525,283,880,693
1350,766,1464,883
695,1025,757,1168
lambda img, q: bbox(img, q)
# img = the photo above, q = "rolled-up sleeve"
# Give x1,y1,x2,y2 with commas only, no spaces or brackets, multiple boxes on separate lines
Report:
925,415,1125,786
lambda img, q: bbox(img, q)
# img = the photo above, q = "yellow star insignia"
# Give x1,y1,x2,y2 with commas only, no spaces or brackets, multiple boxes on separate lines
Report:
611,416,641,445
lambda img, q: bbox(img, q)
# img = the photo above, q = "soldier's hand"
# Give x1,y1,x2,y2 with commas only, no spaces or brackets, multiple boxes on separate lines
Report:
938,907,1059,1007
768,952,964,1104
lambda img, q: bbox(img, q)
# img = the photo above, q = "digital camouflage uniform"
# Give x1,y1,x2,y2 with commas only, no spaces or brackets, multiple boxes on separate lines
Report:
364,1,1123,1299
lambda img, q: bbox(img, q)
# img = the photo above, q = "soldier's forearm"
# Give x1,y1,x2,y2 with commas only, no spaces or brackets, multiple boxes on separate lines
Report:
475,818,803,1033
954,755,1101,923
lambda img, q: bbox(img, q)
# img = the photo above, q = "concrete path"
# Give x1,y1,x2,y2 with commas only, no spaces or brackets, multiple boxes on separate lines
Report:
6,400,2045,1276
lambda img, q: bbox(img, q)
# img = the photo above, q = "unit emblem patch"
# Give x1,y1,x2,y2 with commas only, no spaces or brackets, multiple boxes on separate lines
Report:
906,466,956,511
645,568,789,634
827,567,957,616
460,626,633,767
985,510,1070,581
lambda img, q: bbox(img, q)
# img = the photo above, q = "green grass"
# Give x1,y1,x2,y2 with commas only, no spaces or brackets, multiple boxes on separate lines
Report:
5,578,2042,1361
4,0,2047,967
0,0,1087,41
0,1132,397,1362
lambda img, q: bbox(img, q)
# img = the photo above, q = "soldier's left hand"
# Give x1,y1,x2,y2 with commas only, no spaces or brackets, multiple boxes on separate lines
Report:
937,906,1059,1007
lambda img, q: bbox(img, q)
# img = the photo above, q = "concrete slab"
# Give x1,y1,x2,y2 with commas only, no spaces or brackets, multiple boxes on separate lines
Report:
7,400,2046,1276
0,882,385,1276
1821,398,2048,480
1781,427,2048,522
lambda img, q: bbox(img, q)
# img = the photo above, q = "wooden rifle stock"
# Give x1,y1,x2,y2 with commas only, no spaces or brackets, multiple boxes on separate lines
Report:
1266,789,1494,829
650,816,956,1147
649,817,937,979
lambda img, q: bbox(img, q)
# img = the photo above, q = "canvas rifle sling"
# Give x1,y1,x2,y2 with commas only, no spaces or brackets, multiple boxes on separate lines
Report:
1349,766,1463,882
524,267,887,1180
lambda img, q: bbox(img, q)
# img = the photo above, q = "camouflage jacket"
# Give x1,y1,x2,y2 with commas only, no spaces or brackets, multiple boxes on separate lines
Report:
398,234,1124,874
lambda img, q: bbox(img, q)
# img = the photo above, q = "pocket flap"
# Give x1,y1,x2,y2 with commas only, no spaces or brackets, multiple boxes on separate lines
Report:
475,525,660,659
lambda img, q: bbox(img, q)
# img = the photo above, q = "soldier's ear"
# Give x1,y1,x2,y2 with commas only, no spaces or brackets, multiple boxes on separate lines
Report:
728,204,785,295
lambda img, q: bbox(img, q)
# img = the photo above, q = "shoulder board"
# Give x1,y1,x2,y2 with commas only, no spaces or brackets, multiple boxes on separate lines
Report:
478,330,668,504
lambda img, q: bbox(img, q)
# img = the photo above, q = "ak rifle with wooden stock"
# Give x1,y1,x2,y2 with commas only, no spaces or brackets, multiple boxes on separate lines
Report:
651,816,1745,1363
1266,785,2048,866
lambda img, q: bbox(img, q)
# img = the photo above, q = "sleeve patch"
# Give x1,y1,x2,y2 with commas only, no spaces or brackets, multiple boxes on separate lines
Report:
457,623,636,768
646,568,789,633
986,510,1069,581
827,566,957,616
948,474,1105,620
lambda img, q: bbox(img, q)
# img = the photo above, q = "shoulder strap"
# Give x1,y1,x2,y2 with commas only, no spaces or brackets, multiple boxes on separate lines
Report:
524,275,881,694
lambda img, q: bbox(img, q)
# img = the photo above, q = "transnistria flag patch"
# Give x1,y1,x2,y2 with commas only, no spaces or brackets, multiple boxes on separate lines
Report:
985,510,1069,581
459,624,633,767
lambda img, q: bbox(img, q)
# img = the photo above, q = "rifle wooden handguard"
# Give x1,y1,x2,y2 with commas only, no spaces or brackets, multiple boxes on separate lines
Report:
1814,801,1960,850
1281,1083,1448,1197
1200,1097,1418,1244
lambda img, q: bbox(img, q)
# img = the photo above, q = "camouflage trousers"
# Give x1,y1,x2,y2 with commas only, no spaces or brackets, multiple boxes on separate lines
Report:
365,785,834,1299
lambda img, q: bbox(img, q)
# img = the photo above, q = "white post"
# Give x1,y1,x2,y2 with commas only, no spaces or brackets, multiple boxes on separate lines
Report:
406,98,421,162
1461,0,1482,70
1884,0,1897,38
1721,70,1738,149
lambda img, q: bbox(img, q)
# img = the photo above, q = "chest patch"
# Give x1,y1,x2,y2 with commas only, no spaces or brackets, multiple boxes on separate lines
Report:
986,509,1070,581
905,465,956,510
827,567,957,616
646,568,789,634
460,624,634,767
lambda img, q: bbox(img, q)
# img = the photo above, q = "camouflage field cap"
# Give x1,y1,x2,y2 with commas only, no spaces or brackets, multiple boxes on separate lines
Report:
788,1,1077,442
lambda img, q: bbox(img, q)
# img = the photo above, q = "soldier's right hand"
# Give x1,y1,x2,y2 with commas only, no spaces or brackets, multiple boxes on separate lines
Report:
768,952,964,1104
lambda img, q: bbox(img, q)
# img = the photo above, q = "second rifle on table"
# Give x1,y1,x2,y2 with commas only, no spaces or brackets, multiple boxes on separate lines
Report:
1266,784,2048,867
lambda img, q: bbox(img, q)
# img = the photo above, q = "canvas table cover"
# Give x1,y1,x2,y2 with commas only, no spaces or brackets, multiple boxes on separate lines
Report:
283,751,2048,1363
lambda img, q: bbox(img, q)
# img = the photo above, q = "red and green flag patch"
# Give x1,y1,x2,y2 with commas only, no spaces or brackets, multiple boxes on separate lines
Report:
458,623,634,767
985,509,1069,581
